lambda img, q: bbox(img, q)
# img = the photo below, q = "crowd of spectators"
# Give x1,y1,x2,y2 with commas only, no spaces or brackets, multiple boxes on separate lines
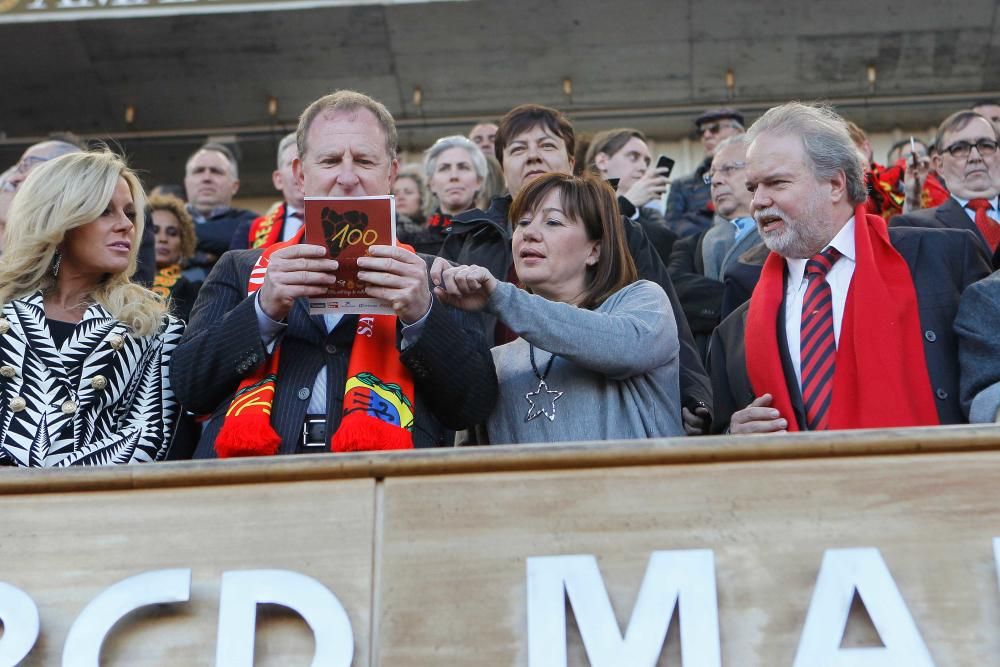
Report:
0,88,999,467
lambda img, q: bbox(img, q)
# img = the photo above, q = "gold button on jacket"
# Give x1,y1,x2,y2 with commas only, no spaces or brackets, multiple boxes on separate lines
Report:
0,365,16,379
9,396,26,412
61,400,78,414
90,375,108,390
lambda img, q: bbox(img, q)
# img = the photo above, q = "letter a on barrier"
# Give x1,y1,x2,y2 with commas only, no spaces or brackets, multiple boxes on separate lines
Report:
526,550,720,667
215,569,353,667
0,582,39,667
793,548,935,667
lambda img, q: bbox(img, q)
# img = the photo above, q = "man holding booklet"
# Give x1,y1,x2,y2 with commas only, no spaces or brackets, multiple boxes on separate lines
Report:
170,90,497,458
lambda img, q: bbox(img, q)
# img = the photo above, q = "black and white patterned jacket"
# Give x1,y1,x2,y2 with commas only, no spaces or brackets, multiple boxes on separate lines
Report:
0,292,184,467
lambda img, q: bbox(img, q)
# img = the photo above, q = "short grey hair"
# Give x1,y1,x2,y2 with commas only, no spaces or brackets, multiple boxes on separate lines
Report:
746,102,866,206
297,90,398,161
276,132,297,168
186,143,239,179
713,133,750,154
423,135,488,184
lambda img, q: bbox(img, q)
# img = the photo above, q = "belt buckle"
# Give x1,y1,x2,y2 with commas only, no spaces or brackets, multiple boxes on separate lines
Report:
302,416,327,449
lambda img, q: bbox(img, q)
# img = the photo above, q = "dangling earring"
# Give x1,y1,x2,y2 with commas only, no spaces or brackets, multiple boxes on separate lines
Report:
51,251,62,278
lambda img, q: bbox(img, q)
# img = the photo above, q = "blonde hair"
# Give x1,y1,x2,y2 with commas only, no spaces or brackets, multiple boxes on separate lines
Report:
0,149,168,337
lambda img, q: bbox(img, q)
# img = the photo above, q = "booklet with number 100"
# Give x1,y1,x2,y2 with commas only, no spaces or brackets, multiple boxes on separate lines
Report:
304,195,396,315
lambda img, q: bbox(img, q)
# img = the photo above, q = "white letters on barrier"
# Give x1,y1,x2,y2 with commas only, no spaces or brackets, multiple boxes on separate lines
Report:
526,550,720,667
993,538,1000,592
62,568,191,667
0,582,39,667
793,548,935,667
215,569,353,667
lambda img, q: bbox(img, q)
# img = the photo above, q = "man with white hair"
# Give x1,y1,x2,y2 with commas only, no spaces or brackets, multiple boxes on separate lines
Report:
708,103,990,434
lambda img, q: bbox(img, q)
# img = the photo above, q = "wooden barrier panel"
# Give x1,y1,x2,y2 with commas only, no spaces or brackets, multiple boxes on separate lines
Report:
1,424,999,665
0,480,376,666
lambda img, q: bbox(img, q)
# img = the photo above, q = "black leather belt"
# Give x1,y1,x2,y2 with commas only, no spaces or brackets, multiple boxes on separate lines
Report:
302,414,328,449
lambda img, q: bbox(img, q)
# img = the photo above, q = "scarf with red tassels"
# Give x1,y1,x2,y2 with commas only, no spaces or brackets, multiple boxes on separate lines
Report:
745,205,940,430
214,230,416,457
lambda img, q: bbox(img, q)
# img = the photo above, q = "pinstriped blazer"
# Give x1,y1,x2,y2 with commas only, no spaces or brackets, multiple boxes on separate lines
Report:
0,292,183,466
170,249,497,457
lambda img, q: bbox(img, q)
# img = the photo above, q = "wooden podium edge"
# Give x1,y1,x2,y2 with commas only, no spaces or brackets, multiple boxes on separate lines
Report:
2,424,999,495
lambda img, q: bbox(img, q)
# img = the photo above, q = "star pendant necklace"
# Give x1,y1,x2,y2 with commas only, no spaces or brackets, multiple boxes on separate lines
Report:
525,345,563,422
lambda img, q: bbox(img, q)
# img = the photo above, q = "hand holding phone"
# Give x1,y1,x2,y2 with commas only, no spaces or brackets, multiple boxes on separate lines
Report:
655,154,675,177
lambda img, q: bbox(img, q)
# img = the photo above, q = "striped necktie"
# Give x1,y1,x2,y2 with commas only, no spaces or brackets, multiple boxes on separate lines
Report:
800,247,842,430
965,199,1000,253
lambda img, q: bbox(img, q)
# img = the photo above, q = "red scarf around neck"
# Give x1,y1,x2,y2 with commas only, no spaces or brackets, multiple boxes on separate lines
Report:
745,205,939,430
247,202,286,249
214,228,416,457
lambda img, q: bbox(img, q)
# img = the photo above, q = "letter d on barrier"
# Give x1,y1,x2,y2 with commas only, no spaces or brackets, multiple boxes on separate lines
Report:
215,570,353,667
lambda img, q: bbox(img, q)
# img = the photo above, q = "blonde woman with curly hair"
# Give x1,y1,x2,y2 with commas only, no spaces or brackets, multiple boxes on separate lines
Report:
0,149,184,467
148,193,201,322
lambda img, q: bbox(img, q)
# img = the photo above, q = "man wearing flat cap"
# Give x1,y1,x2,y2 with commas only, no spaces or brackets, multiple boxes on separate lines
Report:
666,107,745,238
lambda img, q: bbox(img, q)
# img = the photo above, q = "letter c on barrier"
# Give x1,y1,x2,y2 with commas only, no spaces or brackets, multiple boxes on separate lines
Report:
0,582,40,667
215,569,353,667
62,568,192,667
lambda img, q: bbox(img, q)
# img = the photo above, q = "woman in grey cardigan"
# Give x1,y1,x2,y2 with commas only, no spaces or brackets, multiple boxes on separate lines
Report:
435,173,682,444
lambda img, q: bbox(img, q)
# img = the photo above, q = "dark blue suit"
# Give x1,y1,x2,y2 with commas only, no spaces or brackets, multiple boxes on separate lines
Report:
890,196,997,264
707,227,991,432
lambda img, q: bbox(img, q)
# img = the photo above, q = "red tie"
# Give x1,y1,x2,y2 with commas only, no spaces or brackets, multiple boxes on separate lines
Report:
966,199,1000,253
800,247,841,431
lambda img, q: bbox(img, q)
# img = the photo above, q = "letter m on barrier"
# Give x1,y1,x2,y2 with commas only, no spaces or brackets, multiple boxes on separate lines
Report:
526,550,720,667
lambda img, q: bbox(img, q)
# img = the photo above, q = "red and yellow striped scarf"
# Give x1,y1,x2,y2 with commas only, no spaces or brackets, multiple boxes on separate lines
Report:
214,231,416,457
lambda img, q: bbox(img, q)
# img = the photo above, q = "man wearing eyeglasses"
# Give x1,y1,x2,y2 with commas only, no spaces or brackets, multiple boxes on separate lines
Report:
665,108,745,238
0,139,81,253
668,134,763,358
891,110,1000,265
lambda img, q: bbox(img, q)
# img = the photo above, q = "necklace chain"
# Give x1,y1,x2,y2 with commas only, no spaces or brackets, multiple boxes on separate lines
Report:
529,345,556,380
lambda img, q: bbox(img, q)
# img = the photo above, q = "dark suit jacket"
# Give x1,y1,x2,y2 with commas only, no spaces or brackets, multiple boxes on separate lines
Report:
707,227,991,432
890,197,996,260
955,270,1000,421
170,249,497,458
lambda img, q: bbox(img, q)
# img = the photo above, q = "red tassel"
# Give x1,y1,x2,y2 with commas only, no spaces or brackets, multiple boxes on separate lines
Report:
215,413,282,458
330,412,413,453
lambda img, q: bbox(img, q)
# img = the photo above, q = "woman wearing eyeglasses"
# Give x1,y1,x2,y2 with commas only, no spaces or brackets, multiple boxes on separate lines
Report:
889,110,1000,262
